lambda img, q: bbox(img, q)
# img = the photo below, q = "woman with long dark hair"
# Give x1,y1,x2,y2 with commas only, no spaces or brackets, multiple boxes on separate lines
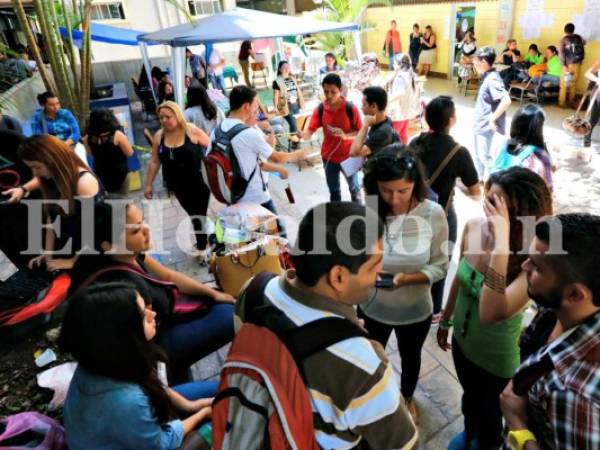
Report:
61,282,213,449
68,202,234,383
273,60,304,142
2,134,103,270
145,101,211,262
492,104,553,188
184,84,225,136
437,167,553,450
84,108,134,197
360,144,448,423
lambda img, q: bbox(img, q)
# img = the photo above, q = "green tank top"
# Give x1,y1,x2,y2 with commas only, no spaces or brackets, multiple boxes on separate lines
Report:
453,258,523,379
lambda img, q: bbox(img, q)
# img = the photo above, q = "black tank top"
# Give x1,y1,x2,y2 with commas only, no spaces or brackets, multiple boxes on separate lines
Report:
90,133,128,192
158,132,205,192
422,34,436,50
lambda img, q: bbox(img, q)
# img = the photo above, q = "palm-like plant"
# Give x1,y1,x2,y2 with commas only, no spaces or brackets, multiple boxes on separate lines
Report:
11,0,93,129
313,0,390,64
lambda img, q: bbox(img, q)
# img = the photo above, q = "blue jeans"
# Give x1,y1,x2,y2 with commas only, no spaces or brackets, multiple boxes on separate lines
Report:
172,380,219,399
534,74,560,87
431,204,457,314
324,158,361,202
261,198,287,238
158,303,234,383
209,73,227,95
474,130,497,181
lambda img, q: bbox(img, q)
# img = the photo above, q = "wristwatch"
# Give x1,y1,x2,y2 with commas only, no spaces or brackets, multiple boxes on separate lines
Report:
19,185,30,198
508,429,537,450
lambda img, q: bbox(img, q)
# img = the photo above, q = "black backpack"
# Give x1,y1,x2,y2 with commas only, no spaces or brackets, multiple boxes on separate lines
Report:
202,123,255,205
318,101,357,130
566,36,585,62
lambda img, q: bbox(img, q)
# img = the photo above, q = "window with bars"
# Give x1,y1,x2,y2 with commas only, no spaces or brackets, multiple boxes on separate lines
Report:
188,0,221,16
91,2,126,20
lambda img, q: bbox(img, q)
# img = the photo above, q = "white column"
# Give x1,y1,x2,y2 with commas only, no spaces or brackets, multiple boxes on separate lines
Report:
352,30,362,62
138,41,158,105
171,46,186,107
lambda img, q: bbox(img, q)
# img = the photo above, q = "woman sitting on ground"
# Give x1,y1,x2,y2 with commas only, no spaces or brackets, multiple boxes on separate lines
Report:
84,108,134,198
184,84,225,136
68,202,235,383
437,167,553,450
31,92,80,147
491,103,553,189
3,134,103,271
61,282,214,450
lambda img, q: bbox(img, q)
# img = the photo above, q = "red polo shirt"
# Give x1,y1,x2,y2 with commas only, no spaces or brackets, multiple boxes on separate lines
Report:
308,98,362,164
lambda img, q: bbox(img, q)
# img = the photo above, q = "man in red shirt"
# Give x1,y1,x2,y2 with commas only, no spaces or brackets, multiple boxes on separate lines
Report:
384,20,402,70
302,73,362,202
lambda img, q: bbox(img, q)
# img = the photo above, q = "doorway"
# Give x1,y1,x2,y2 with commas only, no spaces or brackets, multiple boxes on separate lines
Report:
450,5,476,78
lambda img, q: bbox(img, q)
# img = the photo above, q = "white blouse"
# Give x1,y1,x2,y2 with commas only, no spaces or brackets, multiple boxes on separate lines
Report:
360,200,449,325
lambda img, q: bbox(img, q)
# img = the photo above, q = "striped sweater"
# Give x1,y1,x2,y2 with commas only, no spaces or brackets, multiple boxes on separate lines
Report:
235,272,418,450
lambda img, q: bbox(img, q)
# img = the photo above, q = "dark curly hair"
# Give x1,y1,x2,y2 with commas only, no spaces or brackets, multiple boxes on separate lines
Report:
363,144,429,222
486,166,553,282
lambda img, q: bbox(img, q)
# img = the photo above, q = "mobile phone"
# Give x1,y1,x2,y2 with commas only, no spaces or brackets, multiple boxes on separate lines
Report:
375,272,394,289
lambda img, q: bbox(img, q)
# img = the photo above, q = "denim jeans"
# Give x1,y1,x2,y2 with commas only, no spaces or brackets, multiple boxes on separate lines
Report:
283,104,299,134
261,198,287,238
431,204,458,314
474,130,497,181
534,74,560,88
209,73,227,95
158,303,234,383
172,380,219,400
323,158,361,202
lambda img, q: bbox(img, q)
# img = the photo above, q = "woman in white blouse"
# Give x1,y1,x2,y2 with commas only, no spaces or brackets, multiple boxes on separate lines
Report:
360,144,449,423
184,84,225,136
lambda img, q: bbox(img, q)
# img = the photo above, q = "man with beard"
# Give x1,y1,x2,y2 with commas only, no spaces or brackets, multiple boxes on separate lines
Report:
500,213,600,450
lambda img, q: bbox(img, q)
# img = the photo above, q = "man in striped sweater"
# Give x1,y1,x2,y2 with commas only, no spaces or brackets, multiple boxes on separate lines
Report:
235,202,418,450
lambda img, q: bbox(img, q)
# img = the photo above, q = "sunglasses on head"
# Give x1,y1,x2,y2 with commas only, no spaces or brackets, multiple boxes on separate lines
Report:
374,153,416,171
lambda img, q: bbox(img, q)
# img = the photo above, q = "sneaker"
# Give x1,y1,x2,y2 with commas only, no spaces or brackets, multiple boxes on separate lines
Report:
195,247,210,266
404,397,419,424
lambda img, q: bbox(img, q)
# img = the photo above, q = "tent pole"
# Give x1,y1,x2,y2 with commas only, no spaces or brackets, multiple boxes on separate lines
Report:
276,37,284,65
171,46,186,108
138,41,158,105
352,30,362,62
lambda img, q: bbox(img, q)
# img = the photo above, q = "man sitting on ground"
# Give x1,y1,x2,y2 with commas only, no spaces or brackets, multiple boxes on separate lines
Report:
235,202,418,450
501,213,600,450
350,86,399,161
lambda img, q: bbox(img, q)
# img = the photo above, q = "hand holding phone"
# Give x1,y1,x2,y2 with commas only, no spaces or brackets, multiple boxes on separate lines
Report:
375,272,394,289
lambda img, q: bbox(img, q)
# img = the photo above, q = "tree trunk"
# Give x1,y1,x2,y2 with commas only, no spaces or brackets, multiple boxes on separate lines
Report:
11,0,56,93
61,0,79,87
78,0,92,131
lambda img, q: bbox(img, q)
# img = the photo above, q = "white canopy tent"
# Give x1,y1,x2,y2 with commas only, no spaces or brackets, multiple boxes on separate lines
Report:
137,8,361,106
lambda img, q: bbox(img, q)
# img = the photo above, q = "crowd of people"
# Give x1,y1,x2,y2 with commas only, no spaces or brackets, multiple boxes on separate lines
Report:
0,22,599,450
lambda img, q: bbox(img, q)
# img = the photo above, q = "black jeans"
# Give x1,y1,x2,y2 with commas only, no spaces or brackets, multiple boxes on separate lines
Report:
173,180,210,251
358,310,432,398
452,337,510,450
584,94,600,147
431,204,458,314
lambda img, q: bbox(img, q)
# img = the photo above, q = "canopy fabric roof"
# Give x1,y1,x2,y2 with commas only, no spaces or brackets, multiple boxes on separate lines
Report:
137,7,359,47
60,22,154,47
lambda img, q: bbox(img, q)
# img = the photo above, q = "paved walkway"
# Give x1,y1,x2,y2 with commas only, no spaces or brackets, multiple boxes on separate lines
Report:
2,76,598,448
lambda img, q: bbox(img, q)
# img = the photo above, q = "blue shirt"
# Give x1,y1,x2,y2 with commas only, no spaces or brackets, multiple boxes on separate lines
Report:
64,366,184,450
31,108,81,142
474,69,507,135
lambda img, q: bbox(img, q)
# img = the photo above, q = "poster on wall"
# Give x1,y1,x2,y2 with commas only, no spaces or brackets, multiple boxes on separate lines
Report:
518,0,554,40
573,0,600,41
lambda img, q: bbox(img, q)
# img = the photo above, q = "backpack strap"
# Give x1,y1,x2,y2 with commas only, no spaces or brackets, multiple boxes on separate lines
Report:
73,263,176,297
318,101,356,130
427,142,462,186
242,272,368,363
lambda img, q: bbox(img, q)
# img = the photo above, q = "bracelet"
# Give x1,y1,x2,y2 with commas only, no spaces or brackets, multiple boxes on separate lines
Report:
484,265,506,294
440,319,454,330
18,185,30,198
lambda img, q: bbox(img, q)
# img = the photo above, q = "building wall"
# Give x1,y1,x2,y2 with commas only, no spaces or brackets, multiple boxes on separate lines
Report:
364,0,599,94
512,0,597,92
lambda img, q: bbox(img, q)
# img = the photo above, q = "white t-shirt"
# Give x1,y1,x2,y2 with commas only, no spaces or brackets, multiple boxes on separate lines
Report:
209,118,273,205
184,105,225,137
208,48,223,76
